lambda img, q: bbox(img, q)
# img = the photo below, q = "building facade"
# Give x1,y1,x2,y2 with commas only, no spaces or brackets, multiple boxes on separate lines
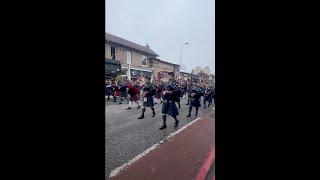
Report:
179,72,192,81
105,58,121,79
149,58,180,81
197,71,210,83
105,33,158,80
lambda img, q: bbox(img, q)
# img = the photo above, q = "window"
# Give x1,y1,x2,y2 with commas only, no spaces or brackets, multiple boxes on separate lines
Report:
111,47,116,60
141,55,147,66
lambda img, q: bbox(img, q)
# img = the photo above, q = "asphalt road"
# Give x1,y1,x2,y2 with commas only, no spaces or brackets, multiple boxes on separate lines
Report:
105,97,214,179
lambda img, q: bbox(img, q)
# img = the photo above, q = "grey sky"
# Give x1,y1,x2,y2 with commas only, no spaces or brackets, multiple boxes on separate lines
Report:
106,0,214,74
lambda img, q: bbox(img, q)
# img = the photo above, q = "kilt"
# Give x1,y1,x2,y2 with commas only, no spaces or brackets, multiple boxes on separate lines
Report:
208,94,213,102
114,91,120,97
161,101,179,116
189,98,201,107
180,89,185,97
175,96,180,102
106,88,113,95
120,91,127,97
156,90,163,99
204,94,211,101
143,96,154,107
129,94,139,101
156,93,161,99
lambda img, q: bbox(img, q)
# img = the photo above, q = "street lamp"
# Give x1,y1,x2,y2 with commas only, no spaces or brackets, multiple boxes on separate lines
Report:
179,42,189,74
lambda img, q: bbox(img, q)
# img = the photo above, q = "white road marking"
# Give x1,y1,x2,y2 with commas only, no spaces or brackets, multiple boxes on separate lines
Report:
109,116,203,178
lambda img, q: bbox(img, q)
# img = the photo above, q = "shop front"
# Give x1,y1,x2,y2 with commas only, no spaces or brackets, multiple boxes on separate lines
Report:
105,58,121,79
131,69,152,80
157,71,173,82
121,64,153,81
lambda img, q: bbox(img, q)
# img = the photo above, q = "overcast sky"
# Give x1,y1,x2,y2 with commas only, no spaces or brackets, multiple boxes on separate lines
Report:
106,0,214,74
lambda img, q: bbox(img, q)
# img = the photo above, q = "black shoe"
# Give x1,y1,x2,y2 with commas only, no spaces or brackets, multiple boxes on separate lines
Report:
152,113,155,117
138,116,144,119
137,105,141,109
186,103,189,105
174,120,179,127
113,100,116,102
126,107,132,110
159,125,167,130
204,106,206,108
195,113,198,116
187,114,191,117
155,102,157,104
119,102,122,104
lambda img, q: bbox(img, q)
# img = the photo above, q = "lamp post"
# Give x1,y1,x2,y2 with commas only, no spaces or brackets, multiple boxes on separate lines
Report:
179,42,189,74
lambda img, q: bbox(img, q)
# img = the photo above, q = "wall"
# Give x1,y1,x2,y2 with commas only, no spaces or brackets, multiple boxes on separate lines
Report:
105,44,111,59
106,42,155,68
105,42,126,64
115,46,126,64
152,60,175,79
131,51,143,67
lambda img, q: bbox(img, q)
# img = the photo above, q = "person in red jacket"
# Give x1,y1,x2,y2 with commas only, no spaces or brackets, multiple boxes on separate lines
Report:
126,81,141,110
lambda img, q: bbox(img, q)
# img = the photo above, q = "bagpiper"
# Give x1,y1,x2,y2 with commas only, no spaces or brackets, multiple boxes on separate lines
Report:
159,72,179,130
185,82,192,105
187,83,204,117
138,79,156,119
174,83,182,109
113,80,119,102
105,79,114,100
203,84,213,108
118,80,128,104
126,81,141,110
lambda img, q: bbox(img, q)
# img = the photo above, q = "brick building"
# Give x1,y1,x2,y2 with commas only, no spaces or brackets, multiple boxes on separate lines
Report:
149,58,180,81
105,33,159,80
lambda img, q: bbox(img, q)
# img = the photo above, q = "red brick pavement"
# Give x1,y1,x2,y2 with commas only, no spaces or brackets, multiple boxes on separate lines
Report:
111,110,215,180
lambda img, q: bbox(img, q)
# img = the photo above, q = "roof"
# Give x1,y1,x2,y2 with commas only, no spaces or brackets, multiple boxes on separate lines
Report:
105,33,159,57
151,58,180,67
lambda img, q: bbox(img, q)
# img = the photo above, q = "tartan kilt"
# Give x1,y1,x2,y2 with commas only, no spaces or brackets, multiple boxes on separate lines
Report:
156,90,163,99
114,91,120,97
208,94,213,102
143,96,154,107
190,98,201,107
161,101,179,116
130,94,139,101
180,89,186,97
204,94,211,101
106,88,113,95
175,96,180,102
120,91,127,97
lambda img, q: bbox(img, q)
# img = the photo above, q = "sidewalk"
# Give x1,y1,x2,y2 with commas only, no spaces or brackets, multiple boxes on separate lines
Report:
110,109,215,180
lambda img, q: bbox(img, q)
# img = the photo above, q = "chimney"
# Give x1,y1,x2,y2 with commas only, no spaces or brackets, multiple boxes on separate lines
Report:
146,43,150,48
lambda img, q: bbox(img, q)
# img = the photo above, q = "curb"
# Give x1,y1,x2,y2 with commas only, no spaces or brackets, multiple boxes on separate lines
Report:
196,145,215,180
